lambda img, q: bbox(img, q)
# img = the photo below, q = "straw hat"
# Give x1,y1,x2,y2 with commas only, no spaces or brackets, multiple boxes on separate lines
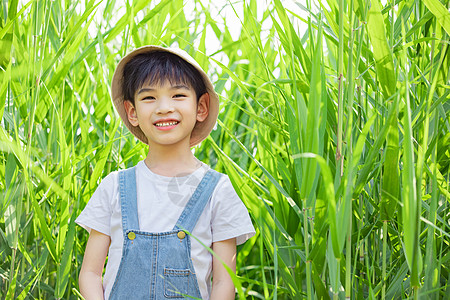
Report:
111,45,219,147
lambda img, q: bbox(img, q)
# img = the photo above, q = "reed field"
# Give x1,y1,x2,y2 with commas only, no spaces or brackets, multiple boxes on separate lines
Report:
1,0,450,299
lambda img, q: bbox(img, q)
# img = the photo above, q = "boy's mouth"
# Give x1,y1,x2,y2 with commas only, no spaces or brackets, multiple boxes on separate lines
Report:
154,120,180,128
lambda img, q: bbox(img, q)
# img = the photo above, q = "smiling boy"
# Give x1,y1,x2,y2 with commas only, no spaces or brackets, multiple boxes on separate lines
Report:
76,46,255,299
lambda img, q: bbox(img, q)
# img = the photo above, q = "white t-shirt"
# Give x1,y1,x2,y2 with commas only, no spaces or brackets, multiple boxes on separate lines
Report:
76,160,255,300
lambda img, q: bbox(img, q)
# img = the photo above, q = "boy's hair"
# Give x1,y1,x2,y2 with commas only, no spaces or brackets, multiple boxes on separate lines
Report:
122,51,207,105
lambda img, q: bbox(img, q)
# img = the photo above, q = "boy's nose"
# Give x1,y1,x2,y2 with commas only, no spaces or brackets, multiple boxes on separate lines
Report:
155,97,174,114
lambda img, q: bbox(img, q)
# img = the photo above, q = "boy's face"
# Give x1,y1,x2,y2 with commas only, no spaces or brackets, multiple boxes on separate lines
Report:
124,80,209,148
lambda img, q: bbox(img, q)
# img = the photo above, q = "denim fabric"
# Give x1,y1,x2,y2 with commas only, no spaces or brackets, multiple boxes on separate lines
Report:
109,167,221,300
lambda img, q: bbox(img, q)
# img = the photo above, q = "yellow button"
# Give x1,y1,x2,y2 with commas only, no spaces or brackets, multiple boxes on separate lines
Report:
128,232,136,240
177,231,186,239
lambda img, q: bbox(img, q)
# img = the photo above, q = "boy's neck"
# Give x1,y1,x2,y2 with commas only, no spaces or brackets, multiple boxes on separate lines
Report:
144,142,201,177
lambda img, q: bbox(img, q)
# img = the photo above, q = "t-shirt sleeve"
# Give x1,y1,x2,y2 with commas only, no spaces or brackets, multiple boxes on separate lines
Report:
75,172,118,236
210,175,255,245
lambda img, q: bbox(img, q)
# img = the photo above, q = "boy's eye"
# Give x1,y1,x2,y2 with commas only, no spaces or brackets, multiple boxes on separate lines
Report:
142,96,155,100
173,94,186,98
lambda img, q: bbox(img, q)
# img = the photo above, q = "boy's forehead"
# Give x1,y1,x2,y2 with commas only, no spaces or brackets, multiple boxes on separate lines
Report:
140,78,193,88
136,79,194,93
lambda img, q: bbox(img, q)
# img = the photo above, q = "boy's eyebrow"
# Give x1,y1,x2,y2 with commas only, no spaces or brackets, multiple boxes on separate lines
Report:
170,84,190,90
136,84,190,95
137,88,155,95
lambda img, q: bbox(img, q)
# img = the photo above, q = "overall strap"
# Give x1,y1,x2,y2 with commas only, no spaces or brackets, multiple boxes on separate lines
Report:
118,167,140,235
173,169,222,233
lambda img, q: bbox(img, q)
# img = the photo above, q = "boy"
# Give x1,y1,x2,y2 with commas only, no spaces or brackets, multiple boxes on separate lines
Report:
76,45,255,300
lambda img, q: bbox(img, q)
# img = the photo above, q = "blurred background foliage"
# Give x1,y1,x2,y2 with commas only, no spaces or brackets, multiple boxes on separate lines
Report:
0,0,449,299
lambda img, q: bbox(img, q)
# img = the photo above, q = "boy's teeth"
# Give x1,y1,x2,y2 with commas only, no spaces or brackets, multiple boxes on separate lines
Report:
155,121,178,127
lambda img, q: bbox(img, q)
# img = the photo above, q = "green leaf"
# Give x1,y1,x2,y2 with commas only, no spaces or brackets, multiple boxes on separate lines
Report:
422,0,450,36
401,55,422,289
55,213,77,298
4,204,17,249
300,17,323,202
366,0,396,98
88,122,119,192
380,103,399,221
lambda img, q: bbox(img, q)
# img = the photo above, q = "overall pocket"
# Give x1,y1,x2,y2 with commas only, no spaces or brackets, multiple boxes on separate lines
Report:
164,268,192,298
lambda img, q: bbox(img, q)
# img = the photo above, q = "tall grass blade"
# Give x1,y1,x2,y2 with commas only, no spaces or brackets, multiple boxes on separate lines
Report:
422,0,450,36
400,20,422,293
366,0,396,98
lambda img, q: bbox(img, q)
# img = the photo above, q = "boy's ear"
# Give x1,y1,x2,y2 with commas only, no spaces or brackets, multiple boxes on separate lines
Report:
196,93,210,122
124,100,139,126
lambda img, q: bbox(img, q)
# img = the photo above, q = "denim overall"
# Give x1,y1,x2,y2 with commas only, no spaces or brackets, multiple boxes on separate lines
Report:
109,167,221,299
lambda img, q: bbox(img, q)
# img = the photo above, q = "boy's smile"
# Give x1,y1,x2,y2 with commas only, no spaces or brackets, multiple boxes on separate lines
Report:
124,81,209,148
154,119,179,130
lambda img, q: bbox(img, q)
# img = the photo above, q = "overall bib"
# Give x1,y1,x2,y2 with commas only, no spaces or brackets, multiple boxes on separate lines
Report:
109,167,221,299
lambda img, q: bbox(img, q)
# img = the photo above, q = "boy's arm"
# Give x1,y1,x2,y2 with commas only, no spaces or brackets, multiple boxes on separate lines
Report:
79,229,111,300
210,238,237,300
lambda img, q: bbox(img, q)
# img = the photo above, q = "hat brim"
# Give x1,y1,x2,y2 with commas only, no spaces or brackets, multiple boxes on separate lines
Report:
111,45,219,147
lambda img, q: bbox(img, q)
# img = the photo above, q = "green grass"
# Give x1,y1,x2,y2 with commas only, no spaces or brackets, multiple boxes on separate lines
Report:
1,0,449,299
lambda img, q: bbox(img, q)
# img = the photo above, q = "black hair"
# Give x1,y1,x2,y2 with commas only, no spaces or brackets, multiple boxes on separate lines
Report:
122,51,207,105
